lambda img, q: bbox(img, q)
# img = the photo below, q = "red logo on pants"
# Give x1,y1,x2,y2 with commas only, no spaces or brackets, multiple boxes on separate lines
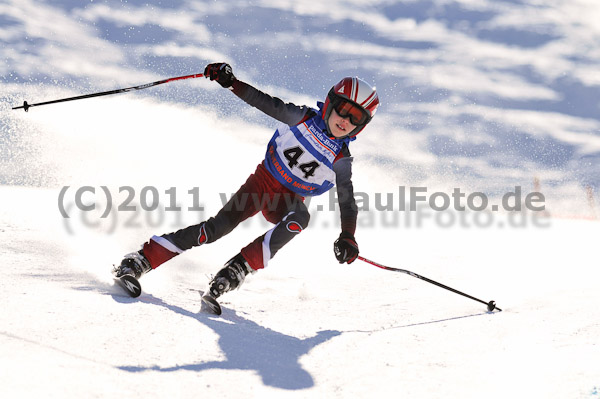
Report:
198,224,208,245
286,221,303,233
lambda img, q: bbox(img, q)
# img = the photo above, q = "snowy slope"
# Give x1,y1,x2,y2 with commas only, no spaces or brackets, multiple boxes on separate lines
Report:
2,181,600,398
1,1,600,398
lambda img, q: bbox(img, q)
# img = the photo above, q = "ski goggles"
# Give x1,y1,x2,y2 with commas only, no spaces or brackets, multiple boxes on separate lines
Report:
331,98,370,126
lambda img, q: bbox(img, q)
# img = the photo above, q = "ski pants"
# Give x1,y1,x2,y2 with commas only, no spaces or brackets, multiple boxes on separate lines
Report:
141,162,310,271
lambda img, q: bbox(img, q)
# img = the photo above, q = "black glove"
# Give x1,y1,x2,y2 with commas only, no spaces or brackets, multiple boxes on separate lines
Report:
204,62,236,88
333,231,359,264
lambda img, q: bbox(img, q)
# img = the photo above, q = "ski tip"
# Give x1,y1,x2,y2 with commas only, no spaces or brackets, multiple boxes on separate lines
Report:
116,274,142,298
201,294,222,315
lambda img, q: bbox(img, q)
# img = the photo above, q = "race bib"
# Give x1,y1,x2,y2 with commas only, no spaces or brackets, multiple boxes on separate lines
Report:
265,117,344,196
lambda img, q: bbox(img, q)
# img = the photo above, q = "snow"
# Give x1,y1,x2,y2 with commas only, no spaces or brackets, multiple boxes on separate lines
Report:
2,183,599,398
1,1,600,398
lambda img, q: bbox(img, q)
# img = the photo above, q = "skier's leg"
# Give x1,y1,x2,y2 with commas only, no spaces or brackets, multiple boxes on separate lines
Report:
205,194,309,299
141,196,259,269
122,166,265,272
241,198,310,271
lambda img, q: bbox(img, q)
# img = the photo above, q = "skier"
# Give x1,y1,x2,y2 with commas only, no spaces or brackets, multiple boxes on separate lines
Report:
113,62,380,311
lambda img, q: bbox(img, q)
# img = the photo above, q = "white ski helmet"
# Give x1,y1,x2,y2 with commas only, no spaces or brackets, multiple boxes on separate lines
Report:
322,77,380,137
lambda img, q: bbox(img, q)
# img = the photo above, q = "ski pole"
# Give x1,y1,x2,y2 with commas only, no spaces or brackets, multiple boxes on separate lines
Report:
357,255,502,312
12,73,205,112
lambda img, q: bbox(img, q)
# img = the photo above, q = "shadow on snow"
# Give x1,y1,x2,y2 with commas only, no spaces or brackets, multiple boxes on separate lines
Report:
113,293,341,391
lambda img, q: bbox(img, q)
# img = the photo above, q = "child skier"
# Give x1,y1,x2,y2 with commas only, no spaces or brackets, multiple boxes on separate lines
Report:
113,62,380,312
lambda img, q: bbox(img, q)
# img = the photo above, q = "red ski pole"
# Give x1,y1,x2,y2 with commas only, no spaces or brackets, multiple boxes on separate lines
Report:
12,73,205,112
357,256,501,312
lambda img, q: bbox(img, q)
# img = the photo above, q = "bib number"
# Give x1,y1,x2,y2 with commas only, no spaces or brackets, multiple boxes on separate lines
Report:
283,146,320,179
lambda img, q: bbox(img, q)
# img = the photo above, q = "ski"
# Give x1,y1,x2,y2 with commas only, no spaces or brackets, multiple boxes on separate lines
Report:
201,294,222,315
114,274,142,298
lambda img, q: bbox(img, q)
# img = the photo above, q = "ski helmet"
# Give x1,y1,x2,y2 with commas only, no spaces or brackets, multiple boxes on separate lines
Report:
323,77,380,138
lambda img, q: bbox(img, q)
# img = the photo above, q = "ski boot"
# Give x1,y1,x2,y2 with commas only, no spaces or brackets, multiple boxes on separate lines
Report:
113,250,152,279
201,253,254,315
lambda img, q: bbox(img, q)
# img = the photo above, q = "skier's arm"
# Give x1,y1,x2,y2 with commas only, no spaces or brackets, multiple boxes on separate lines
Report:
204,62,311,126
332,150,359,264
231,80,312,126
333,148,358,236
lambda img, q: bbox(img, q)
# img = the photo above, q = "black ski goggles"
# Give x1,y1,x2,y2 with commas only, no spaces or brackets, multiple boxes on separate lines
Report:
331,97,370,126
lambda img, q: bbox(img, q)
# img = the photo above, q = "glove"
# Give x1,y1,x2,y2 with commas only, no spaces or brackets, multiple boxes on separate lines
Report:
333,231,359,264
204,62,236,88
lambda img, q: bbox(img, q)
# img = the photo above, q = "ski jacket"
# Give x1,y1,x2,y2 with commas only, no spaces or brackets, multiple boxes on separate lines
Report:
231,80,358,235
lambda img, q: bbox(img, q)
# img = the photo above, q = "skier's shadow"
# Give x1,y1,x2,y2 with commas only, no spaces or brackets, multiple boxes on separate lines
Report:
116,294,341,390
